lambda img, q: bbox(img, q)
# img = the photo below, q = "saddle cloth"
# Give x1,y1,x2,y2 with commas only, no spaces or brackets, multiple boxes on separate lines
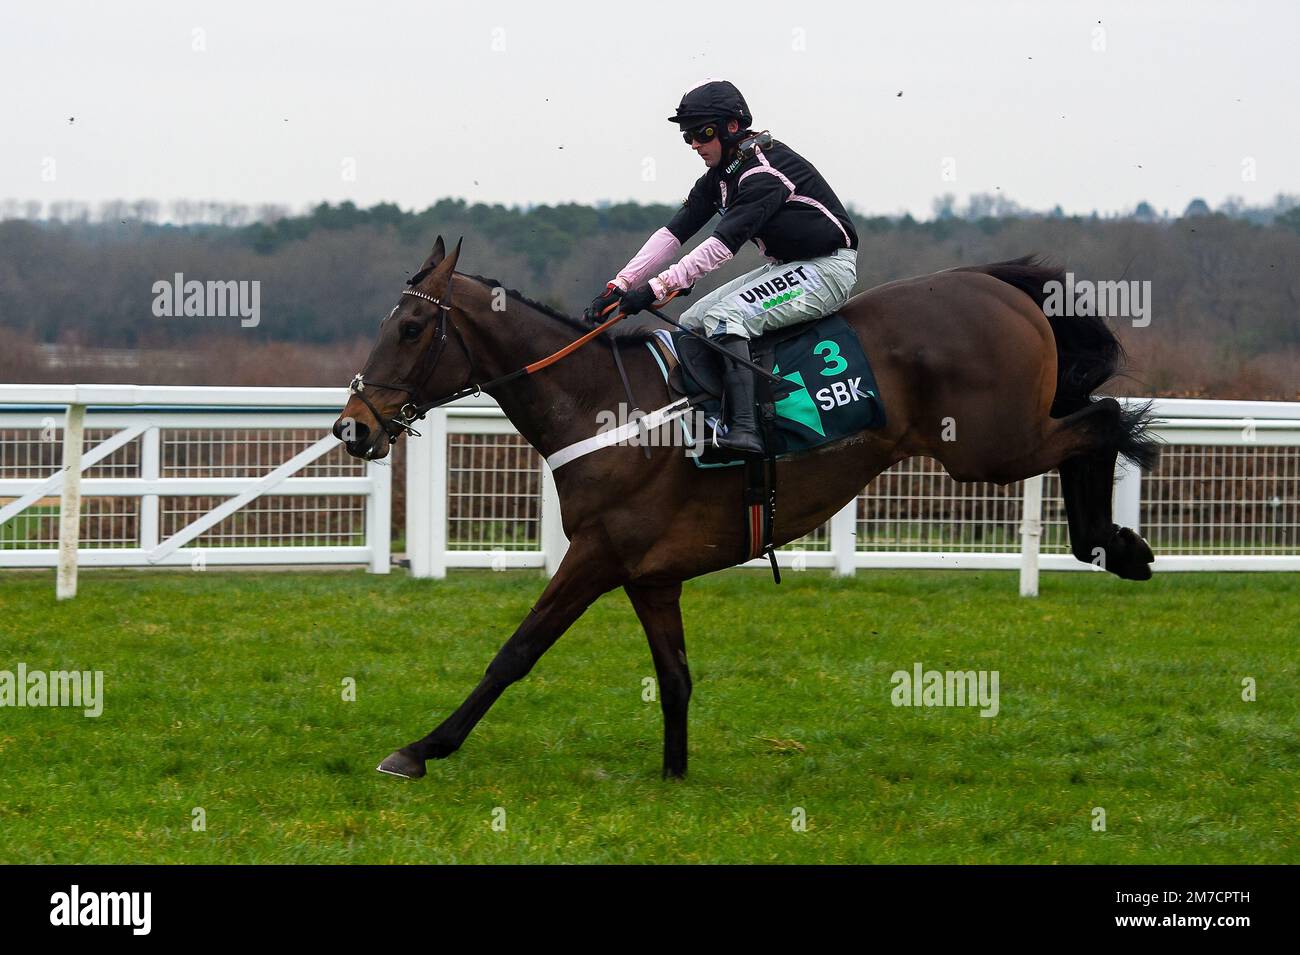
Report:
644,313,887,467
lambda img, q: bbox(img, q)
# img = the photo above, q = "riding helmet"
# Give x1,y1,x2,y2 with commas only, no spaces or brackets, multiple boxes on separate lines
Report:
667,79,752,129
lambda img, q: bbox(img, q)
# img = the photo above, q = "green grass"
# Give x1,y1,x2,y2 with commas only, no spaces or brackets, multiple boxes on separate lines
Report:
0,568,1295,864
0,504,57,548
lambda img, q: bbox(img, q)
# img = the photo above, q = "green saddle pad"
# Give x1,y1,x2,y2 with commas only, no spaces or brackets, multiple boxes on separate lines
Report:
647,314,886,467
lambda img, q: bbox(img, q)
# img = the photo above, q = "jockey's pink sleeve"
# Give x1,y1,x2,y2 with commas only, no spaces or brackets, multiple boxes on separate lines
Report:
649,236,734,299
612,227,682,291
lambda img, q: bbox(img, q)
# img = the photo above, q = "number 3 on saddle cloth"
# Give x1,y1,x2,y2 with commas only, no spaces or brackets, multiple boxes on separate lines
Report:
644,313,887,468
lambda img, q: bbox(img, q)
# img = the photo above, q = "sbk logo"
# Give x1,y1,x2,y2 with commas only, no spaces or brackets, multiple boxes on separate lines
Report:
815,377,872,410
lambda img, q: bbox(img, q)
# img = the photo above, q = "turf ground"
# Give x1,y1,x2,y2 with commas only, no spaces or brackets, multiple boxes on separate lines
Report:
0,568,1295,863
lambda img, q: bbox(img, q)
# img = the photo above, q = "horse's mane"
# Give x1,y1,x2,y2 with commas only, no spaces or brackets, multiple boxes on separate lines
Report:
460,273,588,334
460,272,664,346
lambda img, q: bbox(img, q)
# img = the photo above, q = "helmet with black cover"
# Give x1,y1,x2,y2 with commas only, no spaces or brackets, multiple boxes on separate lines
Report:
667,79,752,146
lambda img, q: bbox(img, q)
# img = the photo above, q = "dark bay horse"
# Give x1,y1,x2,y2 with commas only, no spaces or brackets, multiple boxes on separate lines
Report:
334,236,1159,779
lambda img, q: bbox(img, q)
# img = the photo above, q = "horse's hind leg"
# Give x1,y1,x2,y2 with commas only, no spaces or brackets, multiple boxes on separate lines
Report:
625,581,691,779
1059,448,1154,580
964,398,1156,580
1049,398,1156,580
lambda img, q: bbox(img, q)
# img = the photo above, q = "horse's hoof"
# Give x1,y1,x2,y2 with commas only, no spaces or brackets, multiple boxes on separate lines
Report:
1109,527,1154,581
376,749,426,779
662,760,688,780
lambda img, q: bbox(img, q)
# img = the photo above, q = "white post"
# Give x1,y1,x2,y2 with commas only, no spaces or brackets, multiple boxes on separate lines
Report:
405,427,431,578
831,497,858,577
1019,474,1043,598
406,409,447,579
541,462,568,577
1113,458,1142,532
140,425,160,550
366,455,391,574
56,403,86,600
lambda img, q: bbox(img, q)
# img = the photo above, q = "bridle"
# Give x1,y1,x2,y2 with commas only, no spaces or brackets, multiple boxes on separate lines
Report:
347,280,639,448
347,287,484,445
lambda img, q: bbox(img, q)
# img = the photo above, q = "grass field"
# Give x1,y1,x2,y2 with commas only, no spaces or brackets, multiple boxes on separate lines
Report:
0,568,1295,864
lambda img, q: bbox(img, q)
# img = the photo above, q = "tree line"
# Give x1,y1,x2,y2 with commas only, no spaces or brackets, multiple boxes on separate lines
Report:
0,196,1296,398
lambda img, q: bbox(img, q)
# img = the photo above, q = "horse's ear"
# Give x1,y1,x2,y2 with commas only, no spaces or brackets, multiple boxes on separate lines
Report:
443,237,463,274
408,236,451,286
421,236,447,271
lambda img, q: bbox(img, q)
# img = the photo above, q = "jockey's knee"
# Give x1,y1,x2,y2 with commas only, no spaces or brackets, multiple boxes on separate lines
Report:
704,311,749,340
677,309,705,333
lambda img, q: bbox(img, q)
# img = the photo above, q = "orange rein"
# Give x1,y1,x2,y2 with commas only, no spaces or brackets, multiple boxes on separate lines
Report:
521,289,684,376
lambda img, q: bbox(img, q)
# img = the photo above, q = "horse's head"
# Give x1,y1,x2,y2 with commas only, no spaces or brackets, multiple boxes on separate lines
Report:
333,235,472,460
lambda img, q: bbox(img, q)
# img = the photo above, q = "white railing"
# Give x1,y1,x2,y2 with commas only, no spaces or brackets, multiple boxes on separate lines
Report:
403,396,1300,590
3,386,1297,600
403,394,565,579
0,385,390,598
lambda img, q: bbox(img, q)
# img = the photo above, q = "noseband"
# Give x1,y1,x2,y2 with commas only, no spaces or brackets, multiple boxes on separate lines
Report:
348,288,480,445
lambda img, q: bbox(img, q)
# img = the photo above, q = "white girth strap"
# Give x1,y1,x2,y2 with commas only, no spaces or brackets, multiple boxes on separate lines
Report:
546,397,693,470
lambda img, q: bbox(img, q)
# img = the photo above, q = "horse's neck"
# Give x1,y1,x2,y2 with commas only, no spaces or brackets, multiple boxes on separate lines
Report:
460,294,622,459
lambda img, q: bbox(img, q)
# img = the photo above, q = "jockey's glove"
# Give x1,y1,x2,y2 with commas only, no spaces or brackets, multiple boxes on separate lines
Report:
619,284,659,316
583,282,623,323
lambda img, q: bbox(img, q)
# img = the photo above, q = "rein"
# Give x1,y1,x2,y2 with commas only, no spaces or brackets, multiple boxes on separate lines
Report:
349,285,654,445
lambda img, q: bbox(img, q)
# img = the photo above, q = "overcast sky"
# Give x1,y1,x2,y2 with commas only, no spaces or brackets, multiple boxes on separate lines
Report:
2,0,1296,219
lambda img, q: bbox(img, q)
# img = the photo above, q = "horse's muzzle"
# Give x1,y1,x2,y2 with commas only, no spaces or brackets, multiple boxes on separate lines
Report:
333,416,389,460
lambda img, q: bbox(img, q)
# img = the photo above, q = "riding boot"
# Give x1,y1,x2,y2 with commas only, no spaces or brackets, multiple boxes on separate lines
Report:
714,335,764,455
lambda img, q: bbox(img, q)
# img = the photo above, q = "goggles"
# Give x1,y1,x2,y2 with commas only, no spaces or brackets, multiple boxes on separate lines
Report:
681,121,721,145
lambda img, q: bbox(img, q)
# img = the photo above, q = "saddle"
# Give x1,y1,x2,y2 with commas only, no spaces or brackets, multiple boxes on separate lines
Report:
643,313,887,582
647,313,885,462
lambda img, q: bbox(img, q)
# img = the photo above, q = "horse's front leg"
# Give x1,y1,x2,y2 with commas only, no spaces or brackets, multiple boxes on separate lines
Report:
378,537,622,779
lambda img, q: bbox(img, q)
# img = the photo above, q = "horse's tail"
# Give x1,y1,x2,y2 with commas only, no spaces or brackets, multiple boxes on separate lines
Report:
957,254,1161,471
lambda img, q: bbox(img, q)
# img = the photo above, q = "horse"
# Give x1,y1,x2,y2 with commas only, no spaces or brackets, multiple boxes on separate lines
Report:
333,236,1159,780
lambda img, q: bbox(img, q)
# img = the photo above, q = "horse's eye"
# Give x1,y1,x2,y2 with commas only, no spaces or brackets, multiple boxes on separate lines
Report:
400,321,422,342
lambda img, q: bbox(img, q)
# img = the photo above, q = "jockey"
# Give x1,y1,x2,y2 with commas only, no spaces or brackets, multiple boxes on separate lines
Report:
585,79,859,454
